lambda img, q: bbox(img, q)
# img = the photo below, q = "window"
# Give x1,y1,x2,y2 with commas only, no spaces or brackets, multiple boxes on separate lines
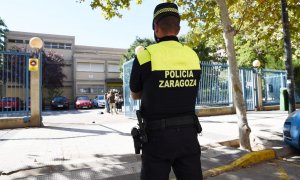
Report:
52,43,58,49
43,42,72,49
59,43,65,49
79,87,91,93
65,43,72,49
108,64,120,72
44,41,51,48
91,63,104,72
77,63,91,71
78,85,105,94
15,40,23,43
77,63,104,72
8,39,15,43
8,39,24,43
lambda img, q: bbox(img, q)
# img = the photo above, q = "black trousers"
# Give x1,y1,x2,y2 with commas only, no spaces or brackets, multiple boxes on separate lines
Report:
141,126,203,180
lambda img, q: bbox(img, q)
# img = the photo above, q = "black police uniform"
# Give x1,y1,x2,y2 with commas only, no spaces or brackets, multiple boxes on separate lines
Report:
130,3,203,180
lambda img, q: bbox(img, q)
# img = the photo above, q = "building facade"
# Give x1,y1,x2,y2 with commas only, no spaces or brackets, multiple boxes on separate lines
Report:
5,31,126,102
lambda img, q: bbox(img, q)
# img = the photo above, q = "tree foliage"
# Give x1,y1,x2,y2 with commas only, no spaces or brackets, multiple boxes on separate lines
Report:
0,17,9,51
41,50,66,88
79,0,299,66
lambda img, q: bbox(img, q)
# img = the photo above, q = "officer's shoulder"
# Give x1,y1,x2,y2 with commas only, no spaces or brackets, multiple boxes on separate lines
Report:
136,48,151,65
182,44,194,51
183,44,198,53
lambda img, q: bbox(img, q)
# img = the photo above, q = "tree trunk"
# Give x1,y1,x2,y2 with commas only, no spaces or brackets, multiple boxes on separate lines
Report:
216,0,252,151
280,0,295,113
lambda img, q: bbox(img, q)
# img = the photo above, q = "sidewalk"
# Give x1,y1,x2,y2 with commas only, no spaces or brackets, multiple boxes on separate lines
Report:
0,110,296,179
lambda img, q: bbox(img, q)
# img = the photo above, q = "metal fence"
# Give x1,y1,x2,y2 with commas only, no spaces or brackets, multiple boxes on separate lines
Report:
240,68,256,110
123,59,292,117
197,62,232,107
262,69,287,105
0,52,30,117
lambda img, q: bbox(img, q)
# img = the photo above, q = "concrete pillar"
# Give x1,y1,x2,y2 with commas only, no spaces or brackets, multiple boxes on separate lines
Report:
29,62,41,127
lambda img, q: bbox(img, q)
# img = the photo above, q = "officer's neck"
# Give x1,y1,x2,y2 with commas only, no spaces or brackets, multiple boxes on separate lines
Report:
157,36,179,43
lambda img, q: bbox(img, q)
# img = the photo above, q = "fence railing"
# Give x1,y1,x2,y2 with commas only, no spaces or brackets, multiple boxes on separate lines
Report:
122,60,292,117
0,52,30,117
261,69,287,106
197,62,232,106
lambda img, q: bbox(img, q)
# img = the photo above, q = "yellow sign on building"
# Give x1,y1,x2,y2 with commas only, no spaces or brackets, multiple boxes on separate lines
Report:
29,58,39,71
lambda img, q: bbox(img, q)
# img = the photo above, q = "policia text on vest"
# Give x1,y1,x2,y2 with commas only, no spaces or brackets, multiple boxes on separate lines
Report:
159,70,197,88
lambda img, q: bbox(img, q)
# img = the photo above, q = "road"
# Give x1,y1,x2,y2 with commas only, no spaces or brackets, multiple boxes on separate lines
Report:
0,109,299,179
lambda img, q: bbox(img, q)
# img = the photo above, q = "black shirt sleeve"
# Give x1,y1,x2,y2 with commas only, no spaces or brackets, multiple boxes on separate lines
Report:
130,57,143,93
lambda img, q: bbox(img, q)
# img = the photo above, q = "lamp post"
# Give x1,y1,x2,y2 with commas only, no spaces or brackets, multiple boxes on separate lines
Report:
253,60,262,111
29,37,43,127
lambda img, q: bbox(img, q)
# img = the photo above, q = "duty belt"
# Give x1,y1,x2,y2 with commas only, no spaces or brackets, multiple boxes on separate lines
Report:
145,115,196,130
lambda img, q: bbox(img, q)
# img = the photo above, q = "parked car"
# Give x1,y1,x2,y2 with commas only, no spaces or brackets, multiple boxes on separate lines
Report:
93,95,105,108
50,96,69,110
0,97,23,110
283,109,300,150
74,96,92,109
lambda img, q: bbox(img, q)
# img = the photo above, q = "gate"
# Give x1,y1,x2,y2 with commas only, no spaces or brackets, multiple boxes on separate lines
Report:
262,69,287,105
0,52,30,117
123,60,140,118
240,68,256,111
197,62,232,106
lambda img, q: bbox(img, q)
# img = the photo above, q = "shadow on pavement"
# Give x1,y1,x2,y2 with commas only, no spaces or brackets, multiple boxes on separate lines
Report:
2,154,142,180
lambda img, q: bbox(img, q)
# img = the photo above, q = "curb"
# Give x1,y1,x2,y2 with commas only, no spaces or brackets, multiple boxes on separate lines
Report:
203,149,276,178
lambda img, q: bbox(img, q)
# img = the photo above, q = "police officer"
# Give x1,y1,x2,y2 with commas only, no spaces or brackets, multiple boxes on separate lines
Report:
130,2,203,180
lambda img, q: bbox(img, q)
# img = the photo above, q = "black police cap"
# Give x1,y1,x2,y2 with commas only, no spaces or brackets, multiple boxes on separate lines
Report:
152,2,180,30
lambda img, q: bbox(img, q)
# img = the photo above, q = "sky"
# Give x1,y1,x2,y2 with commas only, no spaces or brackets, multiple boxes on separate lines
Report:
0,0,190,49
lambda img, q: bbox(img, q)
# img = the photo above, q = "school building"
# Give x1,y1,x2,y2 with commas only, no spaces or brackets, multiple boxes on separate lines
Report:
5,31,126,102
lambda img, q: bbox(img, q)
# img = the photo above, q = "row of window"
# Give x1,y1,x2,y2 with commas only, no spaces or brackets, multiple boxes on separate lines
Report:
78,85,105,94
77,86,122,95
44,42,72,49
8,39,72,50
77,63,120,73
8,39,29,44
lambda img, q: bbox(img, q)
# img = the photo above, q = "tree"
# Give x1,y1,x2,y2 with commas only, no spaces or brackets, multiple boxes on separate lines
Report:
41,50,66,88
41,50,66,101
0,17,9,51
79,0,300,151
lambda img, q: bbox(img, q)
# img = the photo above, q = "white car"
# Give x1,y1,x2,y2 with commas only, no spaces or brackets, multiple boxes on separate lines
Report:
93,95,105,108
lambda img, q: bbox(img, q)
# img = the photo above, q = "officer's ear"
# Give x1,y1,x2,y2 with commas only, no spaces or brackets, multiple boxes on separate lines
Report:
154,22,159,34
175,25,180,35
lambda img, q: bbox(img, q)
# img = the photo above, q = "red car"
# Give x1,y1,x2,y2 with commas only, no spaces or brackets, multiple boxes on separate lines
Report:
74,96,92,109
0,97,23,110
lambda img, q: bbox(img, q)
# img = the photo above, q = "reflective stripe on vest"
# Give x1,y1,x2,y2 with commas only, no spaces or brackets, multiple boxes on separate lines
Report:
137,41,200,71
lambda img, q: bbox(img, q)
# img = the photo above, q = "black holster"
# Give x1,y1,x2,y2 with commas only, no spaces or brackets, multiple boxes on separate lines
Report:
131,110,148,154
194,115,202,134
